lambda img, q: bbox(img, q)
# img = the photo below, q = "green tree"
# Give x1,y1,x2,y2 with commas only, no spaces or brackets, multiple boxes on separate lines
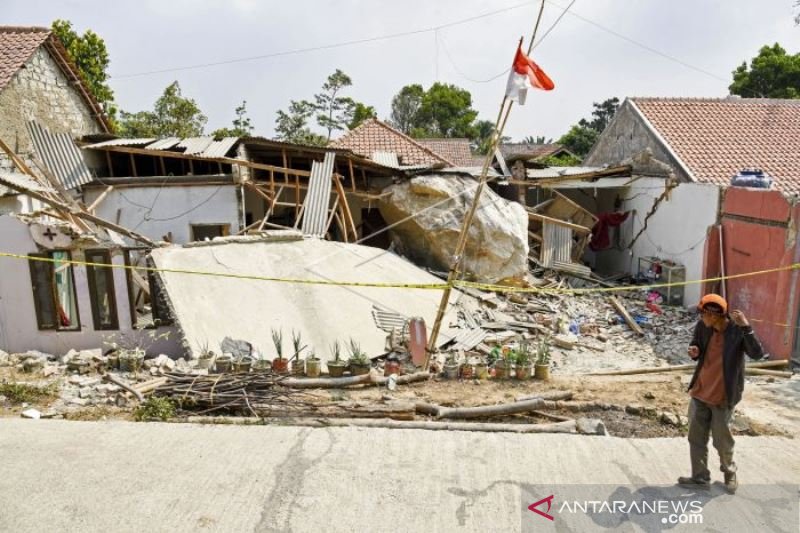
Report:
314,69,357,141
348,102,377,130
414,82,478,138
578,97,620,133
557,125,599,158
274,100,326,146
521,135,553,144
729,43,800,98
51,20,116,124
212,100,254,138
389,84,425,134
471,119,510,155
537,152,582,167
118,81,207,138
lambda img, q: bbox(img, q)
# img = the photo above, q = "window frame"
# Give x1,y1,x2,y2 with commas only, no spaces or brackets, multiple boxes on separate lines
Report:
190,223,230,242
85,248,120,331
123,248,173,329
28,250,81,332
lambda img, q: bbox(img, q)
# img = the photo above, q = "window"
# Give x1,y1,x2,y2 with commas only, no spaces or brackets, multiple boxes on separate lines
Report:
85,249,119,330
28,251,80,331
191,224,229,242
124,249,173,328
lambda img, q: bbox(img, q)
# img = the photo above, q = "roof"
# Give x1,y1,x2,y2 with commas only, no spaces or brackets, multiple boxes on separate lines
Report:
417,138,475,166
630,97,800,195
84,136,240,159
499,143,570,161
329,118,453,167
0,26,110,133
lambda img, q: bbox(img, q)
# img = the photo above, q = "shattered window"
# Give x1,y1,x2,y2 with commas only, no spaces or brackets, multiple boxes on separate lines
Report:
29,251,80,331
124,249,173,328
86,249,119,330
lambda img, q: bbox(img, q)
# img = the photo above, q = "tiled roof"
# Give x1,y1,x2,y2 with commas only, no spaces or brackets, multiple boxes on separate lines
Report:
417,138,475,167
631,97,800,195
329,118,453,166
0,26,50,91
499,143,568,159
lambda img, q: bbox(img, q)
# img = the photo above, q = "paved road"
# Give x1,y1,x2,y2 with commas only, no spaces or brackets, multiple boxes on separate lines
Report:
0,419,797,532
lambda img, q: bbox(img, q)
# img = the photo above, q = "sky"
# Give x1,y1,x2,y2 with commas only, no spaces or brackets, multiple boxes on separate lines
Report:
5,0,800,141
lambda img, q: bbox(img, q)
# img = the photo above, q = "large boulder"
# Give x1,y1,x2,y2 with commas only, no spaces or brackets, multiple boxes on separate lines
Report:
379,174,529,284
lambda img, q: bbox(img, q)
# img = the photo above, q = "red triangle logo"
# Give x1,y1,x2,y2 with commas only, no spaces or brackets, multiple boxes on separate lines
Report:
528,494,555,521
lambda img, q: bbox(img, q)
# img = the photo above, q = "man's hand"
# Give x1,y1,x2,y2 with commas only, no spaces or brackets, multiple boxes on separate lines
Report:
688,345,700,359
731,310,750,327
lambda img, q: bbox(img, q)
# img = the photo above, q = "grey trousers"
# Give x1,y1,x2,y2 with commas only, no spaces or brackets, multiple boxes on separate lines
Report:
687,397,736,479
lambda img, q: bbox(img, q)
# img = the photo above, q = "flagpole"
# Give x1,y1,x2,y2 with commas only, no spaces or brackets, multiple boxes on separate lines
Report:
424,1,548,366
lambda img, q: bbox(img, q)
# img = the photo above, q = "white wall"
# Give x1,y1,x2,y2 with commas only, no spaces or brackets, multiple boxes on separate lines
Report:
84,184,240,245
0,215,179,357
594,179,719,307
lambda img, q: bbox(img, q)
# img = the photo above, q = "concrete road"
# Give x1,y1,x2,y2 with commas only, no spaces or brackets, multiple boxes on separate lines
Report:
0,419,798,532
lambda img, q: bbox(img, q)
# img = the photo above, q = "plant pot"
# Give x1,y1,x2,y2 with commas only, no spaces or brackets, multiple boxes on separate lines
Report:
327,360,347,377
305,358,321,378
107,353,120,370
119,350,145,372
460,363,475,379
215,355,233,373
233,358,253,373
253,359,272,372
272,358,289,374
196,355,214,370
443,362,460,380
291,359,305,376
384,359,401,377
475,363,489,380
534,364,550,381
493,361,512,379
349,361,371,376
515,363,532,380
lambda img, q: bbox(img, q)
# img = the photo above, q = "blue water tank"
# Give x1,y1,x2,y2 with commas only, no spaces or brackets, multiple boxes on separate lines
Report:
730,168,773,189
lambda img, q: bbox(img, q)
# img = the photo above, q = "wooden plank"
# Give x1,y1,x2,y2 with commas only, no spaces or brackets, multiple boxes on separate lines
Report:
129,153,137,177
258,186,284,231
106,151,114,177
87,185,113,213
348,158,356,193
527,212,591,234
609,296,644,335
333,173,357,241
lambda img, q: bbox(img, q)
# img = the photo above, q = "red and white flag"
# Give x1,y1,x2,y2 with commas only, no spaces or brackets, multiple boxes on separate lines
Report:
505,43,554,104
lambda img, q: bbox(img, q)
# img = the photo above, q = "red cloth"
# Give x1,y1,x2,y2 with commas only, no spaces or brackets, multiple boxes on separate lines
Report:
590,211,630,251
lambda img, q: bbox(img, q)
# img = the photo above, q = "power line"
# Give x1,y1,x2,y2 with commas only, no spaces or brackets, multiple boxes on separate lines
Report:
111,1,538,80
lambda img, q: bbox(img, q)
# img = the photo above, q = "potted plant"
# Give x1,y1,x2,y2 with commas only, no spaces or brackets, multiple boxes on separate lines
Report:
535,338,551,381
196,342,215,370
460,357,475,379
327,341,347,377
474,357,489,380
215,352,233,373
347,338,371,376
119,347,146,373
493,346,515,379
290,329,305,376
443,354,460,380
515,340,533,380
305,350,321,378
232,352,253,373
271,328,289,374
384,353,401,377
252,348,272,372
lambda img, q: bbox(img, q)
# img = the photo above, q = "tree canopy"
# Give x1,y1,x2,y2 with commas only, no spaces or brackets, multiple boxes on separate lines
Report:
212,100,254,138
51,20,115,124
118,81,207,138
557,97,619,158
729,43,800,99
389,82,479,139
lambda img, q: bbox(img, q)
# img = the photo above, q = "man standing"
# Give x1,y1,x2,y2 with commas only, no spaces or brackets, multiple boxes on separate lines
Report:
678,294,763,494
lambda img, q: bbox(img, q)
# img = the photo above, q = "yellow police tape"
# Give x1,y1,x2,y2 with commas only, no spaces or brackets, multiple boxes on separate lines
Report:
1,251,799,298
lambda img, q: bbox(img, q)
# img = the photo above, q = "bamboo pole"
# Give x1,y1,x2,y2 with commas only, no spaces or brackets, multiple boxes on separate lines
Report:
587,359,788,376
426,2,547,366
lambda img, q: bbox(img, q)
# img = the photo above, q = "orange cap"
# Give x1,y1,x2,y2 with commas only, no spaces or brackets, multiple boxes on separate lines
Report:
698,293,727,314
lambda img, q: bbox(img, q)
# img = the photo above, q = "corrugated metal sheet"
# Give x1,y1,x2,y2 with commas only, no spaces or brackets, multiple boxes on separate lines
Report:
84,137,156,148
145,137,181,151
177,137,214,156
449,328,487,351
372,151,400,168
372,305,407,333
301,152,335,237
27,121,93,190
541,221,572,268
0,171,55,195
197,137,238,159
526,166,607,179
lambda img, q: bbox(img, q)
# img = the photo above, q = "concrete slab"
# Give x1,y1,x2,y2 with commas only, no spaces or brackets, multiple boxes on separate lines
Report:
151,238,471,361
0,419,797,532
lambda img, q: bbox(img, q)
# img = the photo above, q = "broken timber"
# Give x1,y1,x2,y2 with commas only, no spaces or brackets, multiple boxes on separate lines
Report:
587,359,788,376
609,296,644,335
